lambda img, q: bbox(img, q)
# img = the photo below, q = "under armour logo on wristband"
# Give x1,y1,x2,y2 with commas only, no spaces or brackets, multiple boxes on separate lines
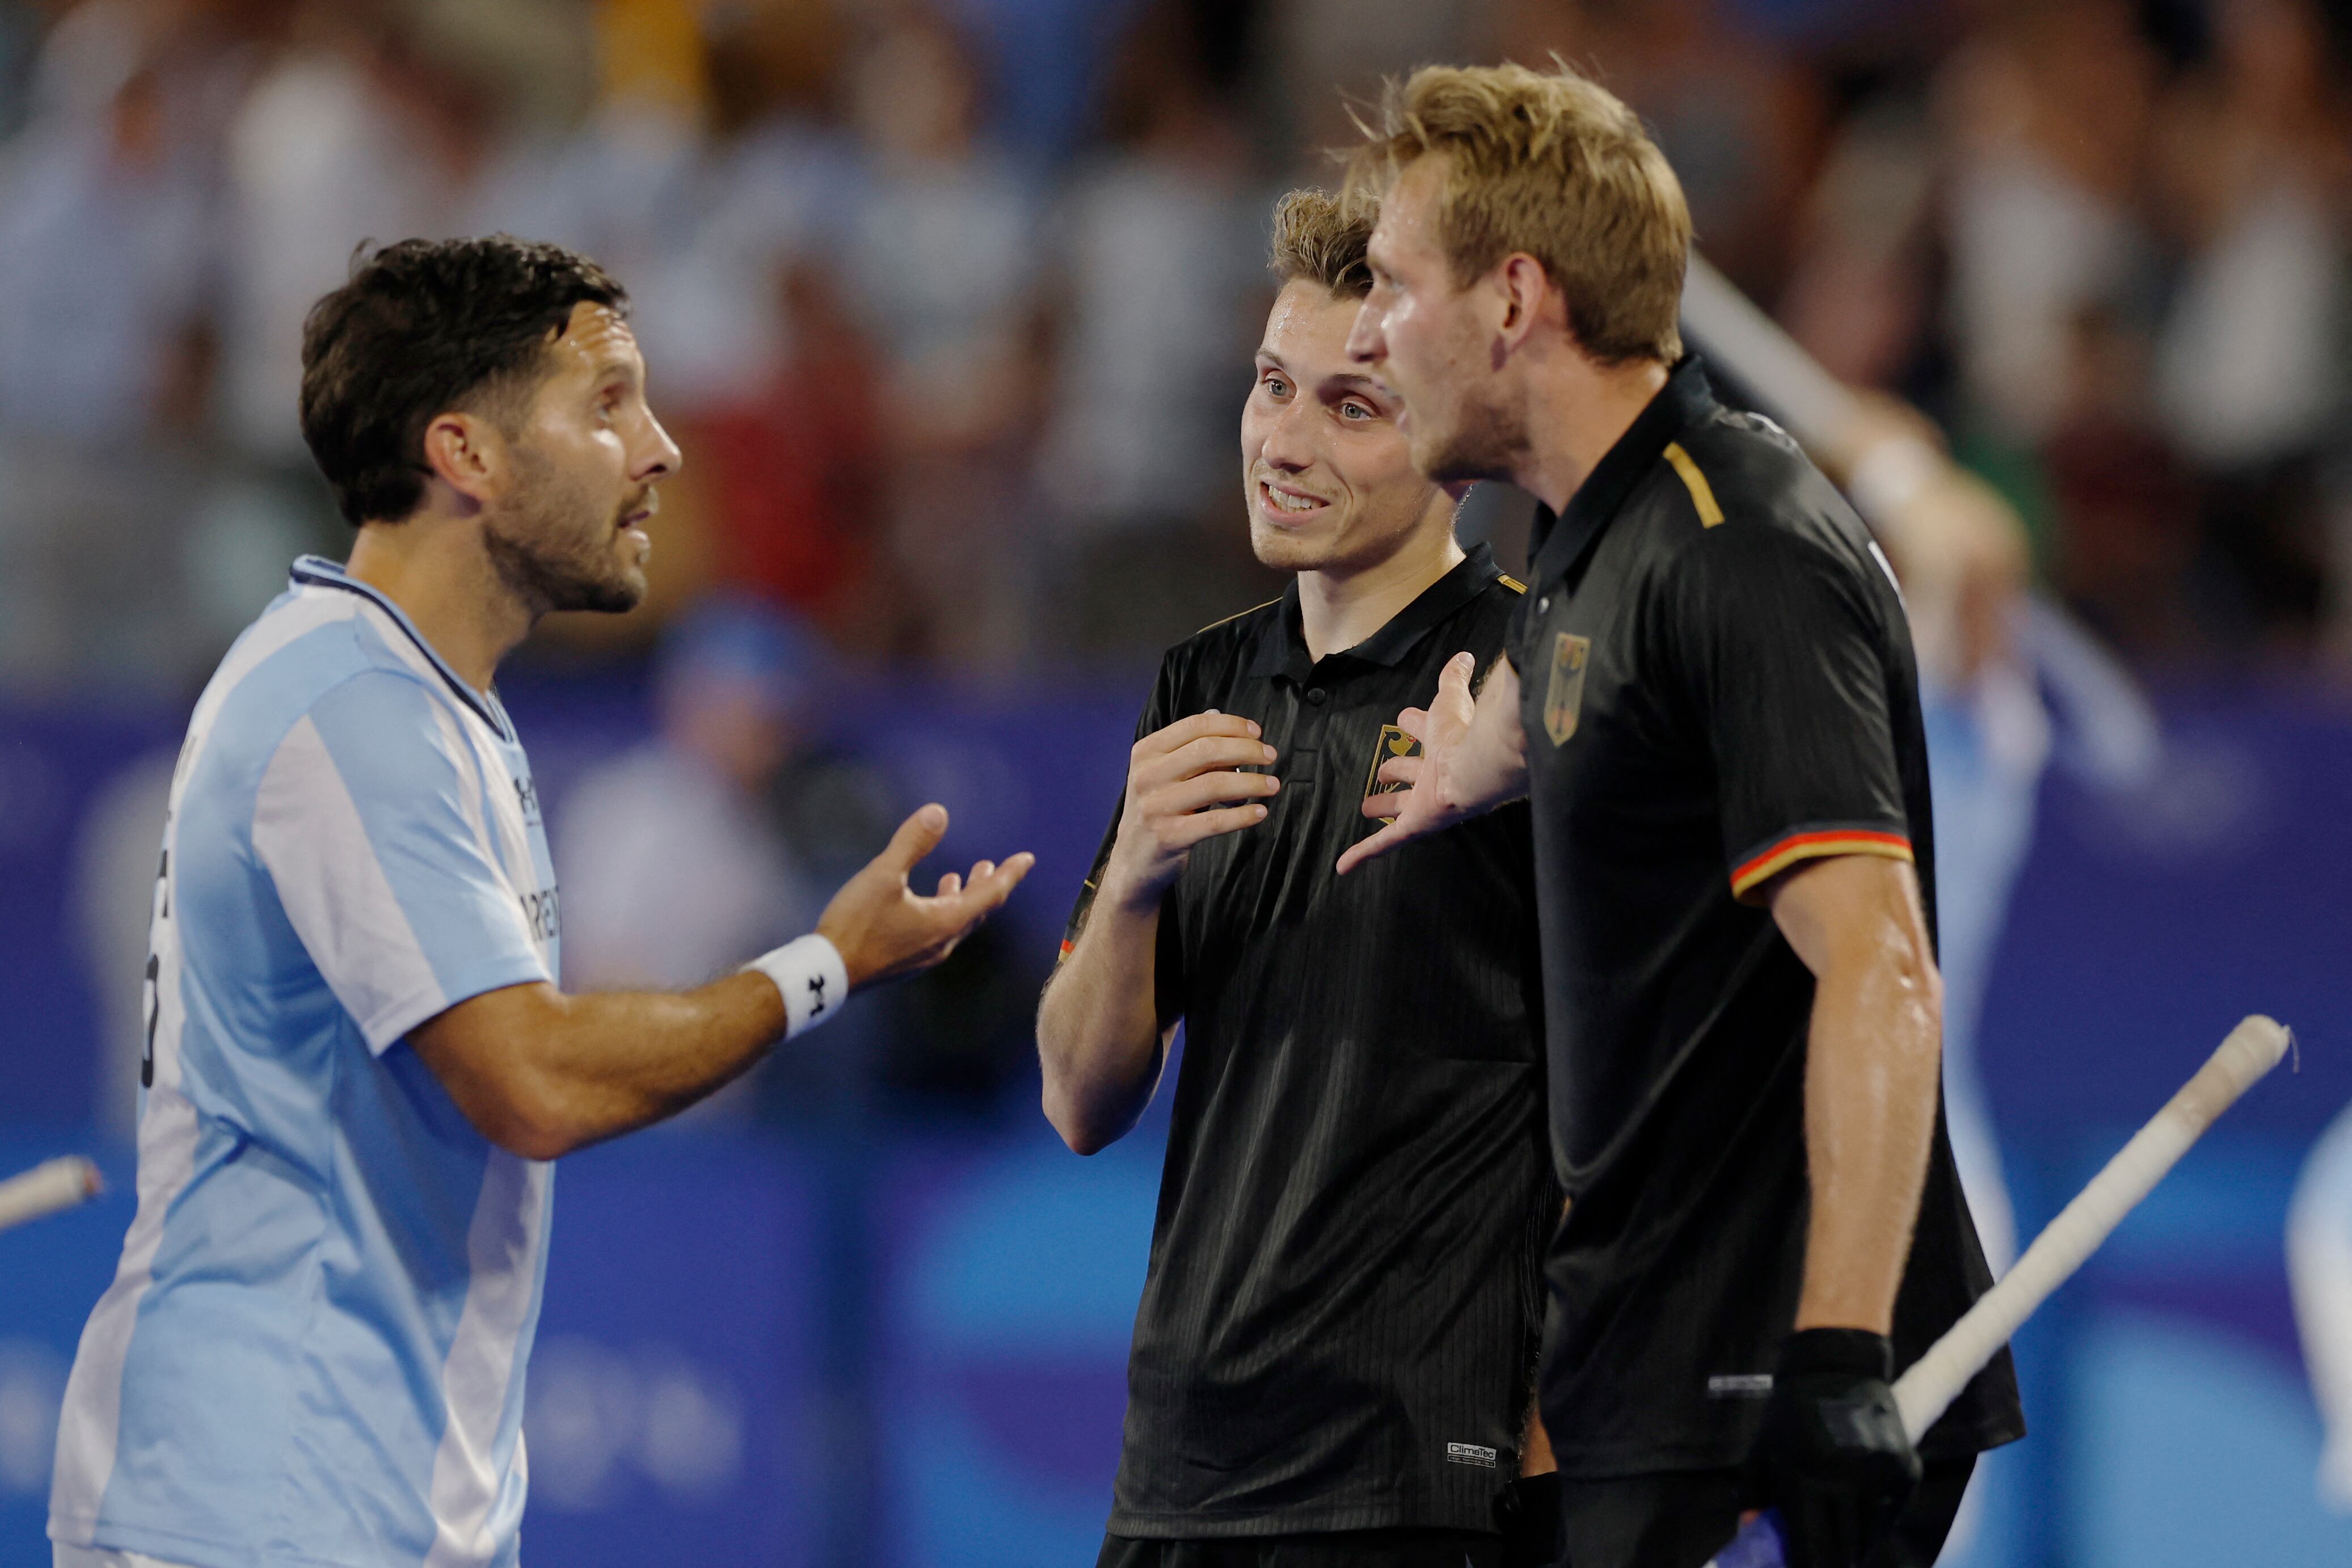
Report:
747,935,847,1039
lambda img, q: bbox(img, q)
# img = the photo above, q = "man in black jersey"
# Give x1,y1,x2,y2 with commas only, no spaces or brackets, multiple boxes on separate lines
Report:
1334,65,2025,1568
1038,189,1562,1568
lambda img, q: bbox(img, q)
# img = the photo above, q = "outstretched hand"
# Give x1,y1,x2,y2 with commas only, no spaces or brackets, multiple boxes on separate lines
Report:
818,804,1034,988
1335,651,1525,875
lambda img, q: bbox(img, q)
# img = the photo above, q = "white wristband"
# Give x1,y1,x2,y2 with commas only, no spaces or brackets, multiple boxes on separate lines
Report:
743,934,850,1039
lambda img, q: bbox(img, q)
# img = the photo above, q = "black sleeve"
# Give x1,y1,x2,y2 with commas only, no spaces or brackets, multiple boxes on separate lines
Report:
1656,524,1914,904
1059,656,1187,1022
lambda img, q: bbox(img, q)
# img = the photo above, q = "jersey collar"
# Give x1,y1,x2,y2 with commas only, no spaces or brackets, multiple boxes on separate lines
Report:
1246,542,1503,683
1528,355,1717,587
288,555,516,741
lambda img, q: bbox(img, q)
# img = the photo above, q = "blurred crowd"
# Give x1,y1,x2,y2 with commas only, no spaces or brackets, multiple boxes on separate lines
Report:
9,0,2352,1120
0,0,2348,692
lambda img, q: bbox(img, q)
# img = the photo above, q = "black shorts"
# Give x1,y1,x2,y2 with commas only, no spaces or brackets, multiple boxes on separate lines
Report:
1554,1455,1976,1568
1097,1529,1510,1568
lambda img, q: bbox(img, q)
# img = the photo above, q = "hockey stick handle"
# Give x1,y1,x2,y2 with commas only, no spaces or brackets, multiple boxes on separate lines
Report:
0,1156,104,1235
1708,1014,2292,1567
1680,253,1860,449
1893,1013,2289,1437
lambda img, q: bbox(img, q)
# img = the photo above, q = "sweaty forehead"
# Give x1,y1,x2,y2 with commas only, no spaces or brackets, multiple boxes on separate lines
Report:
1261,280,1361,368
1373,157,1447,260
545,301,639,376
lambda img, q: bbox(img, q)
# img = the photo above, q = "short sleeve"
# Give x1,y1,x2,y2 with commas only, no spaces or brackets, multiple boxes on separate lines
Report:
1060,657,1186,1025
1659,526,1914,903
253,671,551,1053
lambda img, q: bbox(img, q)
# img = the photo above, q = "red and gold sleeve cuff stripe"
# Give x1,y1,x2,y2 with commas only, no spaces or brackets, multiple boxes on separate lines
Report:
1730,829,1912,901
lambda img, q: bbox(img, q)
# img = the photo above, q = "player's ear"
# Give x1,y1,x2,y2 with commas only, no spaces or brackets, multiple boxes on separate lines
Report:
418,411,500,507
1492,253,1550,353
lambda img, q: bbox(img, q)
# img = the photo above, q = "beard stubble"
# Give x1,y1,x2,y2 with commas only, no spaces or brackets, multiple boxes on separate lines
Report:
482,445,644,617
1415,378,1534,491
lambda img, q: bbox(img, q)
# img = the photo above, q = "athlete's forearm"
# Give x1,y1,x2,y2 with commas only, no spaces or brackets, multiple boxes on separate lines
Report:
1773,859,1944,1334
1795,959,1941,1331
413,973,786,1160
1036,892,1170,1155
416,805,1034,1161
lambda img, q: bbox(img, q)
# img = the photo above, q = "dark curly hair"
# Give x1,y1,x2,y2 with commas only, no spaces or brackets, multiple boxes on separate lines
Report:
299,236,629,526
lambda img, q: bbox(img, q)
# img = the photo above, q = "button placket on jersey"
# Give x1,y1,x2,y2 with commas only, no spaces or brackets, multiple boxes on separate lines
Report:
1286,677,1330,786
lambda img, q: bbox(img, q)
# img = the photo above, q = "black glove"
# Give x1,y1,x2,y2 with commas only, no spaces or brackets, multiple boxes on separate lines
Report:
1495,1470,1562,1567
1741,1329,1921,1568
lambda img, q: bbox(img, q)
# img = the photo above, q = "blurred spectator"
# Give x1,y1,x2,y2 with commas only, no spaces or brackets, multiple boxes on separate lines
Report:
690,262,883,632
1040,0,1272,655
0,0,44,138
1494,0,1828,301
0,46,208,682
0,0,2346,690
216,1,593,464
840,3,1046,671
554,592,1035,1117
0,0,255,422
2149,0,2347,473
668,2,883,632
2042,307,2207,660
1935,0,2164,449
2148,0,2349,654
0,58,211,445
1268,0,1471,167
558,596,828,997
1777,94,1942,401
628,0,857,411
0,1,265,689
2292,1096,2352,1514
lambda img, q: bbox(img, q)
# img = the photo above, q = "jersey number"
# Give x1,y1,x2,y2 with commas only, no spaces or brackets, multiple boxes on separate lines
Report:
141,844,168,1089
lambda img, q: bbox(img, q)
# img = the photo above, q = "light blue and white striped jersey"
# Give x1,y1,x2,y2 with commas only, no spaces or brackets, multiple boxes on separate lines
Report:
51,558,562,1568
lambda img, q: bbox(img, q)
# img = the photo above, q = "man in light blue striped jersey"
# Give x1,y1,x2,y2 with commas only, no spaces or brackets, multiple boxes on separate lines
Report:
48,235,1033,1568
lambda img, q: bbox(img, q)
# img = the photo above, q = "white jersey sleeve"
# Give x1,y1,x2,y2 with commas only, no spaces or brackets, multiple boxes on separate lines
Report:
252,668,550,1053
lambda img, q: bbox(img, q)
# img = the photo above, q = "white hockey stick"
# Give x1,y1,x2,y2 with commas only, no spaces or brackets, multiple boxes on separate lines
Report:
1709,1014,2294,1567
0,1156,104,1236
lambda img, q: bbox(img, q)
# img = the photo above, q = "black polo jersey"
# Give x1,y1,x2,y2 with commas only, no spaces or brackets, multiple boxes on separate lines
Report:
1506,359,2024,1476
1064,544,1561,1537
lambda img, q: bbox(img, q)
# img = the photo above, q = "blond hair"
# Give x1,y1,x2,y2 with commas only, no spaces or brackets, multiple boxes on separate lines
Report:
1348,61,1689,364
1268,188,1377,300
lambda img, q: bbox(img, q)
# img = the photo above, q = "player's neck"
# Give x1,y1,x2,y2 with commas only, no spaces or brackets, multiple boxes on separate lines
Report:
1296,505,1464,662
344,516,534,692
1516,354,1672,517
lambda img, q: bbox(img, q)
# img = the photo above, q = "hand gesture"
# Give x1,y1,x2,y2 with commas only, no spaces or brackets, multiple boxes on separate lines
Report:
1101,711,1280,911
817,804,1034,987
1336,651,1522,875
